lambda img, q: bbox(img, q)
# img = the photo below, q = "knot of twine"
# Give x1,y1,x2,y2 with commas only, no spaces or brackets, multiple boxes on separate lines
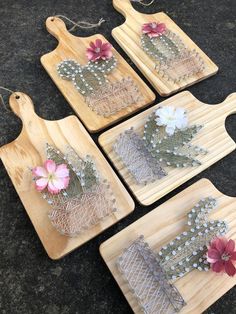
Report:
54,15,105,32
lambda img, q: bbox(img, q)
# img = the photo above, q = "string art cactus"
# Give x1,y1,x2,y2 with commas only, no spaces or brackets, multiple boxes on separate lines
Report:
57,57,117,96
57,39,144,117
158,197,228,279
114,106,207,185
33,144,116,236
117,197,227,314
141,22,205,82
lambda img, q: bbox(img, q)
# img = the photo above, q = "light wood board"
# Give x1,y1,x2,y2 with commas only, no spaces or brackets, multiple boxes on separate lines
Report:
100,178,236,314
112,0,218,96
99,91,236,206
0,92,135,260
40,16,155,133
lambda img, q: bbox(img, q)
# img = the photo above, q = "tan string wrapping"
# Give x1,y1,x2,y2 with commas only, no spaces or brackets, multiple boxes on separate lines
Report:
54,15,105,32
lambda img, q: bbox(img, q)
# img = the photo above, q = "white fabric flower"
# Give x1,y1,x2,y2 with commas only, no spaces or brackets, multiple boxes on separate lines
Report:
155,106,188,136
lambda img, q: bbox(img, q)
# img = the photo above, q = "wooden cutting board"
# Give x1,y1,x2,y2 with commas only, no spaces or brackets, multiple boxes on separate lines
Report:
100,178,236,314
112,0,218,96
99,91,236,206
0,92,134,260
40,16,155,133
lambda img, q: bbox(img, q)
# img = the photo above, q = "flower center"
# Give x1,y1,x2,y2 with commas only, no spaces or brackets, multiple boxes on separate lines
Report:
48,173,56,181
221,253,231,261
95,47,101,53
151,22,157,29
166,115,175,122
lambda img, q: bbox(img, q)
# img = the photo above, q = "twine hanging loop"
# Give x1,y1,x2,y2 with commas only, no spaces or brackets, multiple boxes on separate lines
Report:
54,15,105,32
131,0,155,6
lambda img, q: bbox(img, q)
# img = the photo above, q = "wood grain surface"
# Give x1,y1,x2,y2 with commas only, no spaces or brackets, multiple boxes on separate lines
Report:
112,0,218,96
40,16,155,133
0,92,135,259
99,91,236,205
100,178,236,314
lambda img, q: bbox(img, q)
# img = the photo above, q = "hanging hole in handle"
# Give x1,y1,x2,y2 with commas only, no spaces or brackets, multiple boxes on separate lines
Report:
15,95,20,99
51,18,55,22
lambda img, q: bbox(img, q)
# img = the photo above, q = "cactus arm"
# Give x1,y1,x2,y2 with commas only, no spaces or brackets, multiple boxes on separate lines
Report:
89,56,117,74
158,198,228,280
141,30,185,64
73,67,104,96
141,34,168,62
186,197,217,226
57,60,80,80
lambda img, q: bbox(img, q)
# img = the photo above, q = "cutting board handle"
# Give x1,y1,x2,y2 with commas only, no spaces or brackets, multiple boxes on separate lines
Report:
9,92,36,122
45,16,71,41
216,93,236,118
113,0,137,17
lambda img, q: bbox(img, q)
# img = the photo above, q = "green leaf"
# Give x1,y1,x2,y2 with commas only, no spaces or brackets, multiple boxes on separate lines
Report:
144,113,168,150
144,113,202,151
46,144,84,198
143,112,204,168
82,159,98,190
155,150,201,167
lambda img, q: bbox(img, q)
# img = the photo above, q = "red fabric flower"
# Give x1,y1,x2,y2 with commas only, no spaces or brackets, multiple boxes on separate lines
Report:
207,237,236,277
142,22,166,38
86,39,113,62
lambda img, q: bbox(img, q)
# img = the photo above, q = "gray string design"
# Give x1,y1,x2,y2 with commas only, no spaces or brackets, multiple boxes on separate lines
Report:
141,27,205,82
36,144,117,236
117,236,186,314
113,128,166,185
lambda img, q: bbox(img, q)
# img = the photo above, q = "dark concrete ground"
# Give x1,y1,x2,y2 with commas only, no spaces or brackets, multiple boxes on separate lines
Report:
0,0,235,313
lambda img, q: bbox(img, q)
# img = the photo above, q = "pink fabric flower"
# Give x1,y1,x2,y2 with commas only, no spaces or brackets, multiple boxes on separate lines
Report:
33,160,70,195
207,237,236,277
142,22,167,38
86,39,113,62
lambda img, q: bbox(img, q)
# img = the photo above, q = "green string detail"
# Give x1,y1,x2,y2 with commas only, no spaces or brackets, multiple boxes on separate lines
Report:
57,57,117,96
44,144,98,202
143,112,207,168
158,197,228,280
